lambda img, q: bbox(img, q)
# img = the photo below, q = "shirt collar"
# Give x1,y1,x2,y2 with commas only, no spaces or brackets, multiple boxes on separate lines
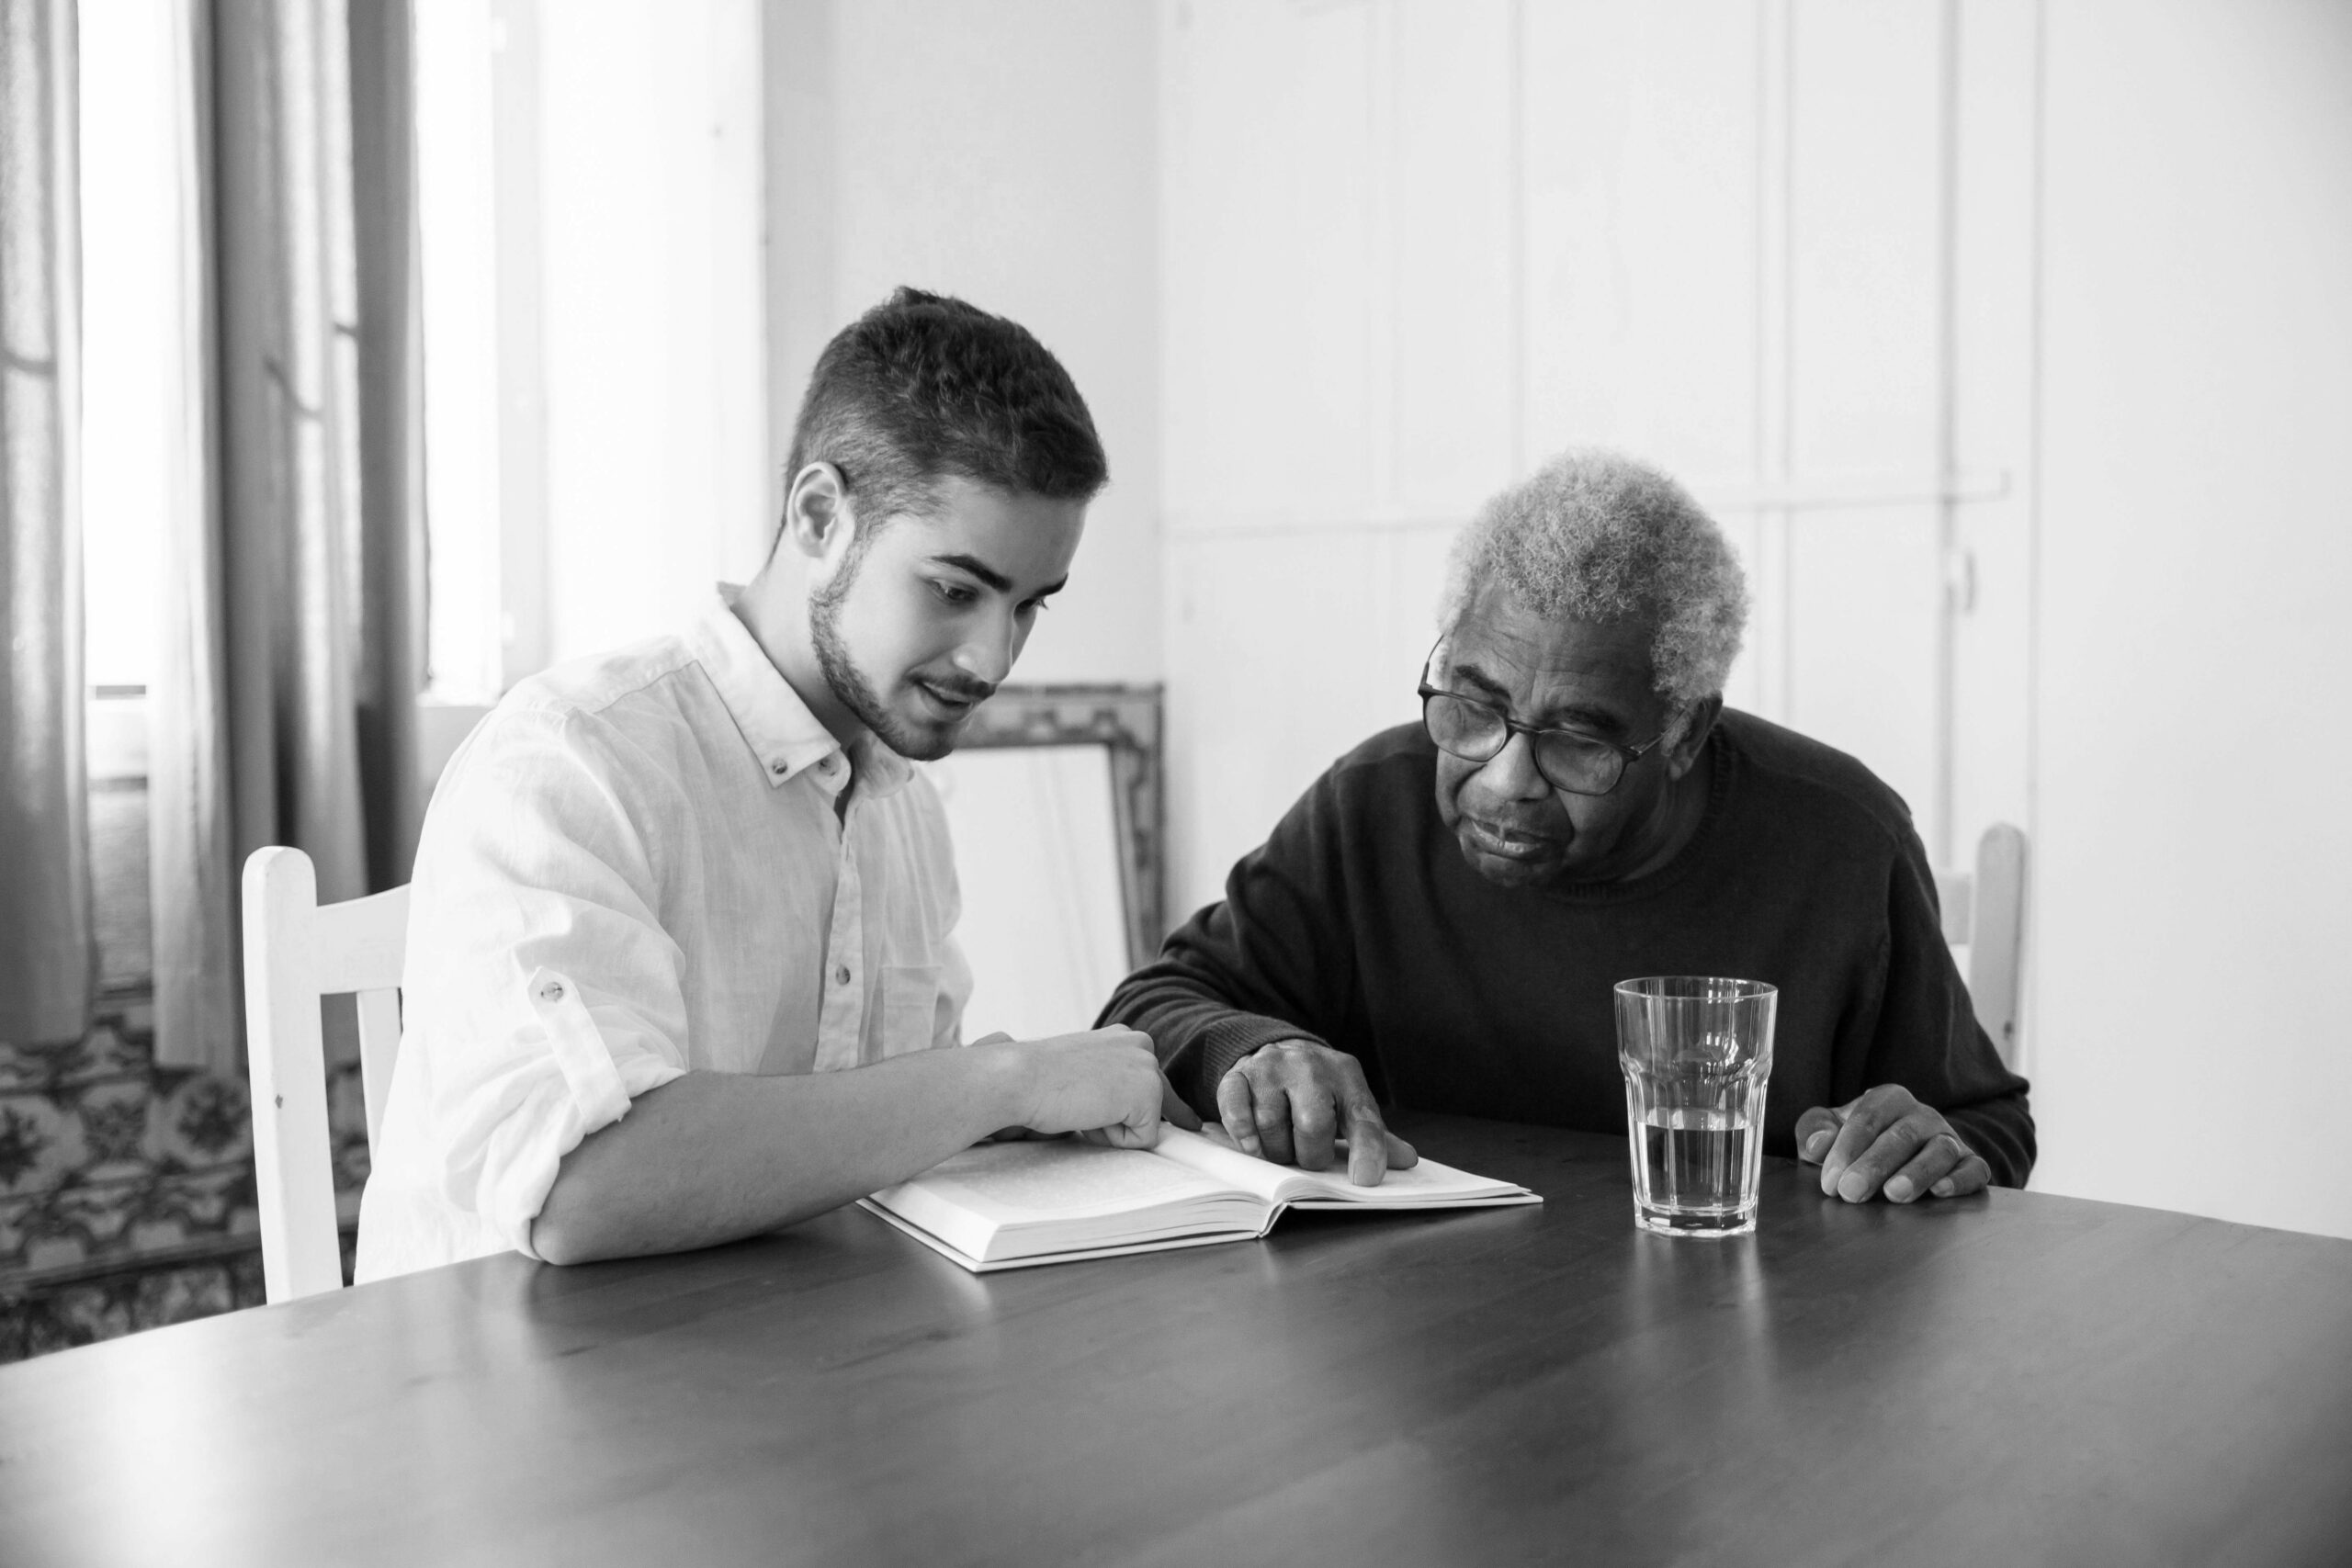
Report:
691,586,913,796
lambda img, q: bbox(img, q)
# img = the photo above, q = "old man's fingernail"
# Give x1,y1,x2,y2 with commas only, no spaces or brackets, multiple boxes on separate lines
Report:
1804,1130,1831,1158
1885,1176,1915,1202
1930,1178,1955,1198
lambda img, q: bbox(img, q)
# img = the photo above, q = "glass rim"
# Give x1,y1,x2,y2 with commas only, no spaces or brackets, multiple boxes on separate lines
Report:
1613,976,1778,1002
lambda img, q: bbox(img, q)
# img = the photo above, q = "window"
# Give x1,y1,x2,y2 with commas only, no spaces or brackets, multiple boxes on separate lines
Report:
79,2,185,990
416,0,506,707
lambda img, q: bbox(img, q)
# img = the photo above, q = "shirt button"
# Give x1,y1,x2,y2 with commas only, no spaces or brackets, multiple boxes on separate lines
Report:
770,761,786,776
833,964,852,987
541,981,565,1003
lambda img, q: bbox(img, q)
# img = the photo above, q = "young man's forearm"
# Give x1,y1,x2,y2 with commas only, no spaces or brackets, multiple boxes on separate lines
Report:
530,1046,1029,1266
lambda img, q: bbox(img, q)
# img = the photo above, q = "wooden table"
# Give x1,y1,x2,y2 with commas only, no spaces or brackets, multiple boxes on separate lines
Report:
4,1114,2349,1567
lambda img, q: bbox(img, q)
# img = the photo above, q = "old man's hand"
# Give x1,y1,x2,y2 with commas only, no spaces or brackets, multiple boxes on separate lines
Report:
1796,1084,1991,1203
1216,1038,1418,1187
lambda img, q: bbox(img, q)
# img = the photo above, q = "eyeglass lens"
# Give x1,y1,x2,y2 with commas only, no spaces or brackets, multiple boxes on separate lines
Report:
1423,693,1623,795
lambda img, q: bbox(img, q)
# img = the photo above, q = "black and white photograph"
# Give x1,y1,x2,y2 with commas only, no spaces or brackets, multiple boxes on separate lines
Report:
3,2,2349,1562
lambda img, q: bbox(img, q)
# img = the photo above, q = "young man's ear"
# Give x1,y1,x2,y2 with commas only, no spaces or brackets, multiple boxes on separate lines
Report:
778,463,857,575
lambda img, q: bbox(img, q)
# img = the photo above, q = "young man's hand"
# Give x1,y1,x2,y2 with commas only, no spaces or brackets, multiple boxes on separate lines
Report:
978,1028,1178,1149
978,1029,1200,1145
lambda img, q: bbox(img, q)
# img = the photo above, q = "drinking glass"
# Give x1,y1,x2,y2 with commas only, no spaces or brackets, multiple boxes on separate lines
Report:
1614,976,1778,1236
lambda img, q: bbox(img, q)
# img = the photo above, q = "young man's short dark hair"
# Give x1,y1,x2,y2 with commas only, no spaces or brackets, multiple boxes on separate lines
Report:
779,288,1108,549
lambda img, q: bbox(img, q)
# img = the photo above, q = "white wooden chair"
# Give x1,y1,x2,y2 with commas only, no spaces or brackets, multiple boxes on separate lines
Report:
241,846,410,1303
1934,823,2029,1068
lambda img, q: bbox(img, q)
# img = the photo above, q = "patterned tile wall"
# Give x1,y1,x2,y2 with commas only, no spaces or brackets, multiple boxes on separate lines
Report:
0,999,371,1362
1,999,254,1270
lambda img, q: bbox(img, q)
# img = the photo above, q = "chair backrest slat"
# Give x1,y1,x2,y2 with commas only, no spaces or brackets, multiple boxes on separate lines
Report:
309,886,410,994
1931,868,1973,948
1935,825,2030,1071
354,987,403,1152
1967,824,2029,1068
242,847,410,1303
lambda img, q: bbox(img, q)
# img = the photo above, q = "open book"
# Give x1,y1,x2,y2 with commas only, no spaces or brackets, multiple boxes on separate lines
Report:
860,1125,1540,1272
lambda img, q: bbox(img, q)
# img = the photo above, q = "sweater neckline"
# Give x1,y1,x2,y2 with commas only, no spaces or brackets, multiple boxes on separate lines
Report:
1531,725,1738,908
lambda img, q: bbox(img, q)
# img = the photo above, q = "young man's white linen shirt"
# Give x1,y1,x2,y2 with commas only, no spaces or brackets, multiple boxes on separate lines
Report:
356,588,973,1281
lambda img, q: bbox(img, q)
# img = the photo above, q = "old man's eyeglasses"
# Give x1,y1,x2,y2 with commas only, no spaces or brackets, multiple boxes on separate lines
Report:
1418,646,1669,797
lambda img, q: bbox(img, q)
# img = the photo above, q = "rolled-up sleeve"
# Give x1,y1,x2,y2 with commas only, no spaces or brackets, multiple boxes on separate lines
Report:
366,706,692,1269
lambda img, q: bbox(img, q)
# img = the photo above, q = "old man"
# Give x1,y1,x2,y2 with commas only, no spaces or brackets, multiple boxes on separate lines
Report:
1102,449,2032,1203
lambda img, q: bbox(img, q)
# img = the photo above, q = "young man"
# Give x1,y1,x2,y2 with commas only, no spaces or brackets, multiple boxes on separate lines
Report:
357,289,1173,1280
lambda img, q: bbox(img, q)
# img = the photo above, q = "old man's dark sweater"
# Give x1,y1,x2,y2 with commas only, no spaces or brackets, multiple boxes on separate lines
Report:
1102,711,2035,1186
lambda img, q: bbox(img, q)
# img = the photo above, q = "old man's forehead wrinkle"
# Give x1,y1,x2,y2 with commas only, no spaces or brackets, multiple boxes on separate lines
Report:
1444,659,1515,703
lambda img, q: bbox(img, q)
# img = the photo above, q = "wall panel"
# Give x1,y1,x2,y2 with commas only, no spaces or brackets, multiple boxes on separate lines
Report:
1784,503,1942,817
1165,532,1388,917
1519,1,1761,479
1785,0,1943,477
1389,0,1519,509
1162,0,1376,519
1947,0,2038,870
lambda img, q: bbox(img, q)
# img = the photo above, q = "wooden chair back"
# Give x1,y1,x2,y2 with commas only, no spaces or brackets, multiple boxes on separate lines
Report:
241,846,409,1303
1933,823,2030,1068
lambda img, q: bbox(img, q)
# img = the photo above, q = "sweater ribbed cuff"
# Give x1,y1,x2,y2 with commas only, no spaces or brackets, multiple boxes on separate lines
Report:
1191,1014,1324,1119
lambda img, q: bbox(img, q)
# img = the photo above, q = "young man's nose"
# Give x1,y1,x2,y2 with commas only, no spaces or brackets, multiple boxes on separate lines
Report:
951,608,1019,686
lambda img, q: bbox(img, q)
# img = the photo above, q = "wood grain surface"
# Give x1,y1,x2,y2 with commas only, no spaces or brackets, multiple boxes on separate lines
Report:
3,1114,2348,1568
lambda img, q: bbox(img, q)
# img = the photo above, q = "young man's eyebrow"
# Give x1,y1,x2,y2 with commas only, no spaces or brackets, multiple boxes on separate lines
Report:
928,553,1069,601
926,553,1013,592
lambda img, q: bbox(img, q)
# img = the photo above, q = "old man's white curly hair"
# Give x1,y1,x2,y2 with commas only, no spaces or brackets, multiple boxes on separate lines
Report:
1439,448,1747,710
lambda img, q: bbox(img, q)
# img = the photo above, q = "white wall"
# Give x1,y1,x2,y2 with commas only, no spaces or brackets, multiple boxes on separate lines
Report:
1159,0,2033,926
536,0,769,665
762,0,1162,686
2027,0,2352,1238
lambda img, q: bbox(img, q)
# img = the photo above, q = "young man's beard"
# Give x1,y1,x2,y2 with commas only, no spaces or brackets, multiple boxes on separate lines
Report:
809,549,963,762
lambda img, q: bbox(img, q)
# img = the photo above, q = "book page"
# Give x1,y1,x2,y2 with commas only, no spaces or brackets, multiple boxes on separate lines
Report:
1148,1125,1537,1207
901,1138,1235,1224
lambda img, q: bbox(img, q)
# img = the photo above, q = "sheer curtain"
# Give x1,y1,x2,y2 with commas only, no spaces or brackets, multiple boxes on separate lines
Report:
144,0,235,1070
145,0,422,1072
0,0,91,1047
